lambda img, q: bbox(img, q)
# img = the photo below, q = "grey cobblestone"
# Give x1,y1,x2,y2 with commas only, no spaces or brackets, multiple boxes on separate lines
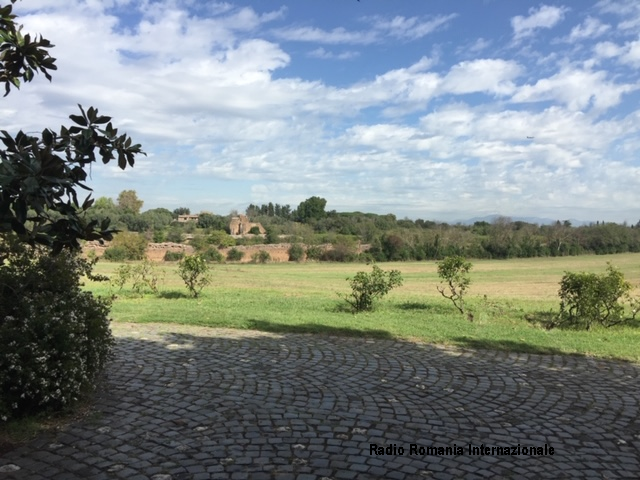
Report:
1,322,639,479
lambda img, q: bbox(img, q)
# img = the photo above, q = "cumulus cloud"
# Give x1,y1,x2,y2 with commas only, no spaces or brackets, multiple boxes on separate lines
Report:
511,5,569,41
511,67,637,112
5,1,640,221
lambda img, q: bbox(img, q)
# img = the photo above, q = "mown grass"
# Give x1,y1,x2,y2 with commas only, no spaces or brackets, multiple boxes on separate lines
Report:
86,253,640,362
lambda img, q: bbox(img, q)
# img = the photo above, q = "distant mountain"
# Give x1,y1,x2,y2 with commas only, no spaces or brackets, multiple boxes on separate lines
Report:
456,214,591,226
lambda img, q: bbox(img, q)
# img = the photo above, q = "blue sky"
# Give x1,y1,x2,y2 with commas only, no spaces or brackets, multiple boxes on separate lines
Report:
6,0,640,222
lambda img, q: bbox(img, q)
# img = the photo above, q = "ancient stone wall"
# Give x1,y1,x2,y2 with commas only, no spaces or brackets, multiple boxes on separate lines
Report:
229,214,266,235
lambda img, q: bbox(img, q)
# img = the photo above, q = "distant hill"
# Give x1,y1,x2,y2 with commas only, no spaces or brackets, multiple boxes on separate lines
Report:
457,214,591,226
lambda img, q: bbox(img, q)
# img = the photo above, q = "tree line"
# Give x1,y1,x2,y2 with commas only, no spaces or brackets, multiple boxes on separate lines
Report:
85,191,640,261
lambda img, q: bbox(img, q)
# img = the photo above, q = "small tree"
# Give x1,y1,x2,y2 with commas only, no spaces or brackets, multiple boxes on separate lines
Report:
437,255,473,320
558,264,632,330
340,264,403,313
178,254,211,298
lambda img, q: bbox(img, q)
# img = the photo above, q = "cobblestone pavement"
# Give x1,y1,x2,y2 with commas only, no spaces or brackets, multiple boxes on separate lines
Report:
1,322,639,479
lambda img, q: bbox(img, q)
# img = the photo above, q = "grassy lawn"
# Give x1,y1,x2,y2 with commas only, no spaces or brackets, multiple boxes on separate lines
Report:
85,253,640,362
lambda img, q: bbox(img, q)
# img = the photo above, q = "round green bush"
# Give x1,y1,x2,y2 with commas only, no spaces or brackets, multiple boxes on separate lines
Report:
201,248,224,263
226,247,244,262
0,242,114,420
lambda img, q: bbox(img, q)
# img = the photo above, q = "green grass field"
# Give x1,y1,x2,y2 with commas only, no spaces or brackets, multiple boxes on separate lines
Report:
86,253,640,362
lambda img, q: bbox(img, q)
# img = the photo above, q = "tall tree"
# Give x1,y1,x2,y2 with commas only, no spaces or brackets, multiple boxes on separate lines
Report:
117,190,143,214
296,196,327,223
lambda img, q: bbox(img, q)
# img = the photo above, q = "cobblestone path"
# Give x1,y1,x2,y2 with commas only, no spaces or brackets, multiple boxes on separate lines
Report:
1,322,639,479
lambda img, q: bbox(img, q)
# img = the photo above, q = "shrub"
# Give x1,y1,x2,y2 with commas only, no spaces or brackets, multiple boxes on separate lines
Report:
166,228,184,243
0,242,113,420
226,247,244,262
104,231,148,261
178,254,211,298
305,245,323,261
288,243,305,262
102,245,128,262
248,226,261,235
109,259,161,296
321,243,357,262
207,230,235,248
251,250,271,264
201,248,224,263
164,250,185,262
340,264,403,313
558,264,632,330
188,235,208,252
437,255,473,320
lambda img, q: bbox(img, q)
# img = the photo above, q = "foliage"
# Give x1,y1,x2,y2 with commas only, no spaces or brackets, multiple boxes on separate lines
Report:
248,226,261,235
103,231,147,261
178,254,211,298
207,230,235,248
163,250,184,262
152,229,166,243
226,247,244,262
166,227,183,243
117,190,143,214
265,226,279,244
437,256,473,320
109,259,160,296
172,207,190,218
197,212,227,230
557,264,632,330
201,247,224,263
140,208,173,230
340,264,403,313
110,264,132,291
102,245,128,262
0,0,57,96
0,240,113,420
320,240,357,262
296,196,327,223
288,243,305,262
305,245,323,261
251,250,271,264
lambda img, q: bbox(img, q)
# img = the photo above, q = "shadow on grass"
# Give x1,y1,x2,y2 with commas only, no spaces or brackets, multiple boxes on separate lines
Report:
396,302,453,314
525,311,640,330
156,290,189,299
451,336,571,356
245,318,395,340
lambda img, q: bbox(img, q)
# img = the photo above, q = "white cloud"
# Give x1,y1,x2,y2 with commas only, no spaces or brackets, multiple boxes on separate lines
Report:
308,48,359,60
511,5,569,41
511,67,637,112
272,26,377,45
440,59,522,96
568,17,610,42
597,0,640,31
370,14,457,40
5,1,640,221
274,14,455,45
